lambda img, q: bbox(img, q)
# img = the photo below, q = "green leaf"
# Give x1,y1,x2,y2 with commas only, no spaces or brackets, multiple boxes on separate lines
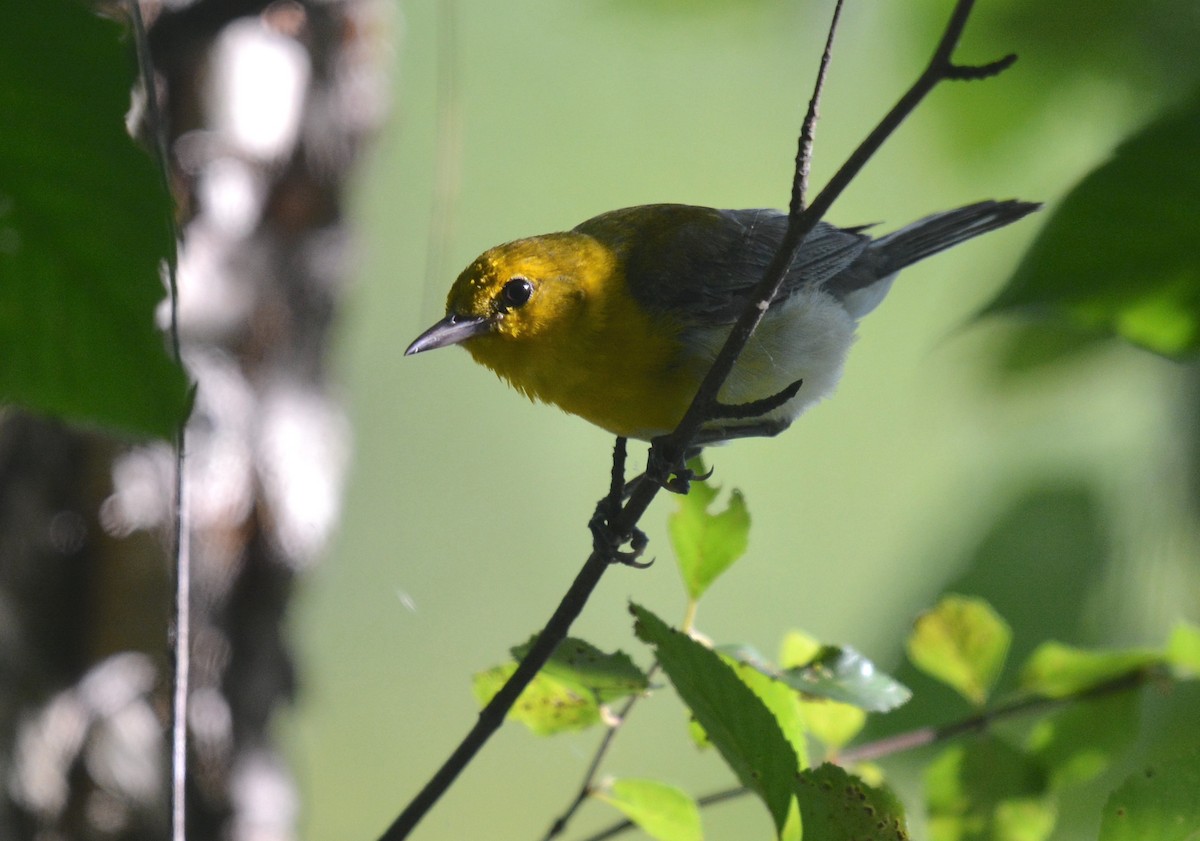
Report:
474,637,648,735
775,630,867,750
1019,642,1160,698
907,595,1011,706
1099,750,1200,841
1166,622,1200,678
668,460,750,600
799,699,867,752
982,92,1200,359
722,652,808,772
0,2,189,437
925,736,1053,841
511,636,648,703
794,763,909,841
778,646,912,712
1027,691,1140,788
472,663,599,735
632,603,797,835
593,778,703,841
778,630,823,669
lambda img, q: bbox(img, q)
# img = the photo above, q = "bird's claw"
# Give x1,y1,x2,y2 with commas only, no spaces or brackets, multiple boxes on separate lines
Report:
589,499,653,568
646,439,709,494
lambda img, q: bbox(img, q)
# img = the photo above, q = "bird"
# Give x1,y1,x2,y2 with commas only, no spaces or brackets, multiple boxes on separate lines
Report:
406,200,1039,445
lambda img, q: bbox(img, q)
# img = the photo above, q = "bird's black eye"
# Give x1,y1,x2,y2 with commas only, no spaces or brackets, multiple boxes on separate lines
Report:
498,277,533,312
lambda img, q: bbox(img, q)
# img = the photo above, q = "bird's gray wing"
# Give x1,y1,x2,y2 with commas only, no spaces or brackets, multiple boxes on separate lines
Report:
617,206,873,325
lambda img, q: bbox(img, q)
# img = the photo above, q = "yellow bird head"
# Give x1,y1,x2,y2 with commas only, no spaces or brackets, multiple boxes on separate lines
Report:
407,232,617,355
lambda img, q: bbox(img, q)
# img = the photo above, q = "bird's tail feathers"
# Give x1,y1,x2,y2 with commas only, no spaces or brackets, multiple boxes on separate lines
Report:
872,199,1040,274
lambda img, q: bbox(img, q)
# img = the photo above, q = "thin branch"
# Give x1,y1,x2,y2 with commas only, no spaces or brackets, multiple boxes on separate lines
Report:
378,443,634,841
840,666,1154,765
126,3,191,841
541,670,656,841
379,554,613,841
377,2,1011,837
792,0,845,216
576,666,1162,841
580,787,746,841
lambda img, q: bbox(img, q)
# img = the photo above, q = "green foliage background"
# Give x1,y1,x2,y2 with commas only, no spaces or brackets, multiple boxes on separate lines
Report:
273,0,1200,839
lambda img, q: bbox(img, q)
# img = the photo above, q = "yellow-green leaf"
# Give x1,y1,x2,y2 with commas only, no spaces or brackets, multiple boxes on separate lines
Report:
668,460,750,601
1166,622,1200,679
907,595,1011,706
472,663,598,735
594,778,702,841
1019,642,1159,699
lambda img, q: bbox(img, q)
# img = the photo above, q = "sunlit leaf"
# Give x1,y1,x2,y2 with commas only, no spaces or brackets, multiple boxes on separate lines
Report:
907,595,1011,706
472,663,599,735
983,92,1200,359
1099,750,1200,841
778,646,911,712
778,630,823,670
0,2,189,436
1019,642,1160,698
723,652,808,771
772,630,867,749
472,637,647,735
594,778,702,841
795,763,909,841
511,636,648,703
632,604,797,835
800,699,867,752
668,459,750,600
1166,622,1200,679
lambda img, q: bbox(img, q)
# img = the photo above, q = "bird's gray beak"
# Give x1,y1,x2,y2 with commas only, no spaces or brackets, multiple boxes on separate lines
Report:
405,313,491,355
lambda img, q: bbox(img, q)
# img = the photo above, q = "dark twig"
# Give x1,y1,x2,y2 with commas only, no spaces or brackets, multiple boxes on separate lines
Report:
577,666,1162,841
379,553,613,841
792,0,845,216
378,442,634,841
840,666,1154,765
379,2,1010,837
541,665,660,841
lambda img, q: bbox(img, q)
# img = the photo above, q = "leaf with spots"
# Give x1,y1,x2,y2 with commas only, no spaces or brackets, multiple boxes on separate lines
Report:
510,636,648,704
794,763,909,841
473,637,648,735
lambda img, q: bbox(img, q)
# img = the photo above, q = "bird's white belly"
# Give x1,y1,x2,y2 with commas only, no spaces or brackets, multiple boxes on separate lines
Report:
681,287,858,430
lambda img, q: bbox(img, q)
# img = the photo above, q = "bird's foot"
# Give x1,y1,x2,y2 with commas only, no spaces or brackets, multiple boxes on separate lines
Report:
589,496,652,568
647,438,710,494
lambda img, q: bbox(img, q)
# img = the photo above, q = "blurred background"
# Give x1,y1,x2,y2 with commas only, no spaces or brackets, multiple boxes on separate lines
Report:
286,1,1199,839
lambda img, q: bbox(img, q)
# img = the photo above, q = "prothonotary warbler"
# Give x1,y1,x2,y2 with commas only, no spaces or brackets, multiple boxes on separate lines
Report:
406,200,1039,443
